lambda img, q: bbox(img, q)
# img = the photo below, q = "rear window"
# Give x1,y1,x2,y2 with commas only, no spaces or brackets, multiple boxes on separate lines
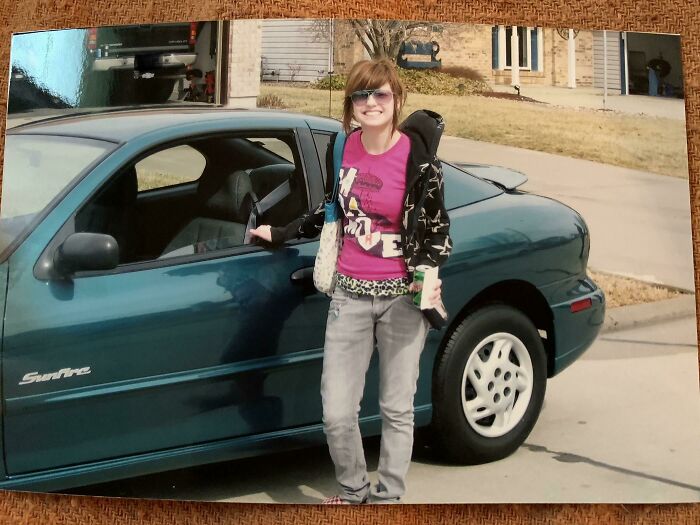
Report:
442,161,502,210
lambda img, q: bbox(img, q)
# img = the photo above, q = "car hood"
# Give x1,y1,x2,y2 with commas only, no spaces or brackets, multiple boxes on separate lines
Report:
453,163,528,190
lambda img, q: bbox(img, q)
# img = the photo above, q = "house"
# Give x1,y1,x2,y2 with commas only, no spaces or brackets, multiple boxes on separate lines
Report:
260,20,682,98
412,25,682,97
260,19,332,82
439,25,594,89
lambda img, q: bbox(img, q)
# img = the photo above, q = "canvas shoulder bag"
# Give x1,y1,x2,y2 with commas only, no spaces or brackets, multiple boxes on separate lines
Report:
313,131,346,296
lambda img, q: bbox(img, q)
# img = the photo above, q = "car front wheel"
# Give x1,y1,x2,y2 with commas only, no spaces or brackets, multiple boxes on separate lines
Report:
432,304,547,464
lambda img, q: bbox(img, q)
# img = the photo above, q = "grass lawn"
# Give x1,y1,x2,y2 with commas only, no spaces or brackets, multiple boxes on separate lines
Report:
588,269,685,308
260,84,688,179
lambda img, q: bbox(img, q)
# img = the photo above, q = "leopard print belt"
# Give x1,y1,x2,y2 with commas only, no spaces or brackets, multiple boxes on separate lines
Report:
336,273,410,297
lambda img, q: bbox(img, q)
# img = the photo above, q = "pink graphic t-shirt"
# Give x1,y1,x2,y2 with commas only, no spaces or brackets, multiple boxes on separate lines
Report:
336,130,410,280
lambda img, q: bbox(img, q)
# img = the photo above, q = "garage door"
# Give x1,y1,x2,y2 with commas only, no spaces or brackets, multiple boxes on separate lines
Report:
261,19,331,82
593,31,621,92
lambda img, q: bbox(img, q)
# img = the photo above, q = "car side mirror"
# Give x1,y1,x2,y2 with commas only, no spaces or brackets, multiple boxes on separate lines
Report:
54,233,119,275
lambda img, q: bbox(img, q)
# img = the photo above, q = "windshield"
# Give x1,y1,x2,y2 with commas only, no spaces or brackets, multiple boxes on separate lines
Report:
0,134,115,255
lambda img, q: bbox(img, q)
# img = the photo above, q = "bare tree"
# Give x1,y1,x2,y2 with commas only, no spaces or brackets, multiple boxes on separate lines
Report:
349,20,437,61
311,19,445,63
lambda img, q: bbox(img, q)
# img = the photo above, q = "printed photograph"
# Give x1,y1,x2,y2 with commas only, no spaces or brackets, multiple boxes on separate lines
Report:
1,18,698,504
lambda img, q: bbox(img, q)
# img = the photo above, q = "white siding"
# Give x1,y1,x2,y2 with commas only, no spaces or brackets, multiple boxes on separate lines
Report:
593,31,622,92
261,19,331,82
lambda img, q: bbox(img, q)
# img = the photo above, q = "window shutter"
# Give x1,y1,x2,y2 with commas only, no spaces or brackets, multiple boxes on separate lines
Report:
619,33,626,93
492,26,499,69
531,28,539,71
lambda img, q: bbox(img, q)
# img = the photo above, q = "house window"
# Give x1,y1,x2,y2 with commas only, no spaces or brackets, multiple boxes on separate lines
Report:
506,27,529,69
493,26,541,71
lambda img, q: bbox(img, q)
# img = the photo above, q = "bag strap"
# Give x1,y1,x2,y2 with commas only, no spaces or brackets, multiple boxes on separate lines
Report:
323,130,347,224
329,130,346,203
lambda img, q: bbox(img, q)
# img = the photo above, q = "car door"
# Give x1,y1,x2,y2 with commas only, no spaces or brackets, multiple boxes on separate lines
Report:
1,127,330,475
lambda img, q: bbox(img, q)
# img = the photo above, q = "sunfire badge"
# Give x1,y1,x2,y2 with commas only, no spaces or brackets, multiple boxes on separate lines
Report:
19,367,92,385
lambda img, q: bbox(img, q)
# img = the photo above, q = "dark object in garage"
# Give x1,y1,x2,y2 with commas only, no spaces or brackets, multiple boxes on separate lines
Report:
397,40,442,69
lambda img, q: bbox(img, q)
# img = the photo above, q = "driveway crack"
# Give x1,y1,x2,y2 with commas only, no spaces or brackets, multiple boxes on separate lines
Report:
523,443,700,493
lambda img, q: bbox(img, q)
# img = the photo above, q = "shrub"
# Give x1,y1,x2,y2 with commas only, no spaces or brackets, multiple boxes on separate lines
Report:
256,93,287,109
396,68,490,96
310,75,347,90
438,65,487,83
309,67,491,96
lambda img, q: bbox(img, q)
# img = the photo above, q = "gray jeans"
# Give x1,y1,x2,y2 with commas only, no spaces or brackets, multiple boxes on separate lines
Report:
321,285,430,503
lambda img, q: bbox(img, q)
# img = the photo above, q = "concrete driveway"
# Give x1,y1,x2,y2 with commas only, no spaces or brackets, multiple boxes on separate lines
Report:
438,136,695,291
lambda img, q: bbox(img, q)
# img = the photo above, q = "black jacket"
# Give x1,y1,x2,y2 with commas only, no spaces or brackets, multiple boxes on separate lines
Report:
269,109,452,279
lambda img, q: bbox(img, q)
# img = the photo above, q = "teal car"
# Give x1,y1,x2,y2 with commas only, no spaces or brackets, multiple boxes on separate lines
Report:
0,108,604,492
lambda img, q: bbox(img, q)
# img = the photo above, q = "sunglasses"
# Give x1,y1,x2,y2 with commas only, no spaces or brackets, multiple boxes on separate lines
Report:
349,89,394,105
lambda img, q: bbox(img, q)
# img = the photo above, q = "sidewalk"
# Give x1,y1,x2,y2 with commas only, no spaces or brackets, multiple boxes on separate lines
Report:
602,294,697,333
489,84,686,121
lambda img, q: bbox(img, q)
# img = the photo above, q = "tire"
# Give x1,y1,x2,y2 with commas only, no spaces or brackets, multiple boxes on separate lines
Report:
432,304,547,464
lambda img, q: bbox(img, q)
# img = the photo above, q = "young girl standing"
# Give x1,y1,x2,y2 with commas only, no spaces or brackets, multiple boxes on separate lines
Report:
250,58,451,503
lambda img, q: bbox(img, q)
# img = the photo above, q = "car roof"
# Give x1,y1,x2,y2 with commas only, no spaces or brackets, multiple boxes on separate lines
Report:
6,107,341,143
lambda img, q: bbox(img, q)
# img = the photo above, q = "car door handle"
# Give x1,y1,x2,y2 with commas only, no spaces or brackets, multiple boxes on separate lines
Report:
290,266,315,283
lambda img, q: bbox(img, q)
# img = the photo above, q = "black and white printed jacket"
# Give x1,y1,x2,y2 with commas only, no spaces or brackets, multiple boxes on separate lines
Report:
269,109,452,280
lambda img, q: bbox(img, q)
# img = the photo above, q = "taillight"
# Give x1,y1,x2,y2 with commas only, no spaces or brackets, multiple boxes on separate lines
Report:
570,298,592,313
87,27,97,50
189,22,197,45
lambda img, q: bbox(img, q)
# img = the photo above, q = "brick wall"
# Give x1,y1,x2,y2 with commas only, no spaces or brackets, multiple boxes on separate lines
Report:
332,20,367,75
227,19,262,108
576,30,594,86
547,28,594,87
438,23,493,80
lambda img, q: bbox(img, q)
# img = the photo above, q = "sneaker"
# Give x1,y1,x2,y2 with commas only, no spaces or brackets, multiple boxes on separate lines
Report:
322,495,350,505
322,494,369,505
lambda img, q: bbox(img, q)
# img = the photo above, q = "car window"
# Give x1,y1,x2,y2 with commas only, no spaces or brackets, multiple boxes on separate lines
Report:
311,131,332,191
1,135,115,219
0,134,115,257
73,132,308,267
250,138,294,163
135,145,206,192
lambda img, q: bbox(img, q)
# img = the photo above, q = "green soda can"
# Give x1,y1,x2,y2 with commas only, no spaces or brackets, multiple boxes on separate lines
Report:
413,265,430,307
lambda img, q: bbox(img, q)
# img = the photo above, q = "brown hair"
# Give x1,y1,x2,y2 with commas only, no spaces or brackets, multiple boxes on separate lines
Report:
342,58,407,134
